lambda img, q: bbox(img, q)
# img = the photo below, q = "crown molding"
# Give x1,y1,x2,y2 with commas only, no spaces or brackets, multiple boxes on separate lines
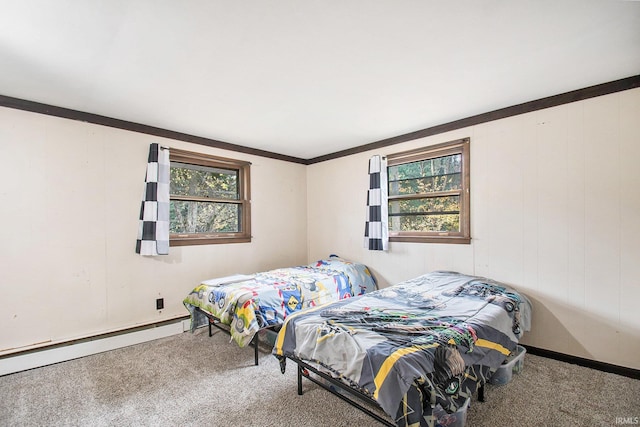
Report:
2,74,638,165
307,74,640,164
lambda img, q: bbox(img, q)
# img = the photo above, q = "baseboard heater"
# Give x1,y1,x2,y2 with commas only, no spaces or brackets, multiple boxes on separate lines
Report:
0,315,190,376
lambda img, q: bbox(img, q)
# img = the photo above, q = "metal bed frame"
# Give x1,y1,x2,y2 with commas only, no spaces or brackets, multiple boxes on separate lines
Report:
195,307,274,365
280,354,486,427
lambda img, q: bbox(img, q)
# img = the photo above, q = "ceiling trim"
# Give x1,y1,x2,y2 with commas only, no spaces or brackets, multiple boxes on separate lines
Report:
307,74,640,164
0,95,308,165
1,74,638,165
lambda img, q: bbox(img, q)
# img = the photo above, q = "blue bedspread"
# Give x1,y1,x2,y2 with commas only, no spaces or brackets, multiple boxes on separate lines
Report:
183,256,377,347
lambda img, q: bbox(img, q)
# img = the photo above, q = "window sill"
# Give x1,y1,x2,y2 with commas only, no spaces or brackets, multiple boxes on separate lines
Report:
389,236,471,244
170,235,251,246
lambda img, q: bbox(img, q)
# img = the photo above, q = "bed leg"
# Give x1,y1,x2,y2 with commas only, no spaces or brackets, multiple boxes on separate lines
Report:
478,383,485,402
297,365,303,395
254,333,259,366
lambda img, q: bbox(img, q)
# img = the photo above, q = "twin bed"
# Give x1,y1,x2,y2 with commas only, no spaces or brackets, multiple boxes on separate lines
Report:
183,255,377,364
184,261,531,427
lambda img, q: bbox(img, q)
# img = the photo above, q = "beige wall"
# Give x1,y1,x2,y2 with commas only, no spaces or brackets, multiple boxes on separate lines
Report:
2,88,638,371
307,88,640,370
0,107,307,354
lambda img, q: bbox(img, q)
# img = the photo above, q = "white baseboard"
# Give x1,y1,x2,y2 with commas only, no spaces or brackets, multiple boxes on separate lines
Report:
1,319,191,376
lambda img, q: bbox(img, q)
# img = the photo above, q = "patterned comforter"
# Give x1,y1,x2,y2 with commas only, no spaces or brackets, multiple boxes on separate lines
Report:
183,256,377,347
273,271,532,427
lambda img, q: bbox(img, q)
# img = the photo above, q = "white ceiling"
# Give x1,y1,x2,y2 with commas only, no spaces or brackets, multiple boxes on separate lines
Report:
1,1,639,160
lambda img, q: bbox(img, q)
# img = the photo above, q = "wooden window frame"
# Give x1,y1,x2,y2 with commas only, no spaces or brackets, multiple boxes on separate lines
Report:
169,148,251,246
387,138,470,244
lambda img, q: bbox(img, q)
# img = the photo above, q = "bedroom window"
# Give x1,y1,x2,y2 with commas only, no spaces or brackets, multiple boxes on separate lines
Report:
387,138,470,244
169,148,251,245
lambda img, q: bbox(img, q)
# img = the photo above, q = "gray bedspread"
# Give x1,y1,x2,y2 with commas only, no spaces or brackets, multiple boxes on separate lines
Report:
274,271,532,427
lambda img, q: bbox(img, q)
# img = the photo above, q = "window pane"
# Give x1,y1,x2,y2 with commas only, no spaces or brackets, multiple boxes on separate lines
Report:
170,201,240,233
389,196,460,214
388,154,461,196
389,196,460,232
389,213,460,233
170,162,238,200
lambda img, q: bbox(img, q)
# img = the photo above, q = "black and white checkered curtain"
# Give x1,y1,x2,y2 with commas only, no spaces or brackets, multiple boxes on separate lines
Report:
363,155,388,251
135,143,170,256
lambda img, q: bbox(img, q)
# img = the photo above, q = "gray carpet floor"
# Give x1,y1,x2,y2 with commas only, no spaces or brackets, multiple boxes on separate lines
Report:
1,328,638,426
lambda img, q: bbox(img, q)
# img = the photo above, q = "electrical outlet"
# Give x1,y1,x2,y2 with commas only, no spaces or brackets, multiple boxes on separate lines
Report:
156,298,164,310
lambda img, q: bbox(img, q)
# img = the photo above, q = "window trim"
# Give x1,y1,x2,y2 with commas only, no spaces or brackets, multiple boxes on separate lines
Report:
169,148,251,246
386,138,470,244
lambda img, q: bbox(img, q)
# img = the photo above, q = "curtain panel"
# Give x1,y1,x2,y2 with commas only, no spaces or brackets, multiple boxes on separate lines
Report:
135,143,170,256
364,155,388,251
